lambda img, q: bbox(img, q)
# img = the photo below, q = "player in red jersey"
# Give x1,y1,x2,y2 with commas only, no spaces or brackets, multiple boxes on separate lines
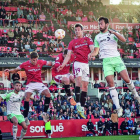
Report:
4,52,52,125
57,23,95,119
52,49,76,105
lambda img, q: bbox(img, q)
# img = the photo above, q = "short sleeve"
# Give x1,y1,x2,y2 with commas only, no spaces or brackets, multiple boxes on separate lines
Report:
87,37,94,46
94,36,99,48
0,92,12,100
41,60,47,66
68,41,74,51
19,62,25,69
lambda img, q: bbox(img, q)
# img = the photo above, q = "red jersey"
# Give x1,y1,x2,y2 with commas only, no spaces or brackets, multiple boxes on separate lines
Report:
68,36,93,63
19,60,47,85
52,53,74,77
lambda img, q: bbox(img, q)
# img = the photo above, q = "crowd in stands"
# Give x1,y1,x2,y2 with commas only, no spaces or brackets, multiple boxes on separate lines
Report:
0,0,66,58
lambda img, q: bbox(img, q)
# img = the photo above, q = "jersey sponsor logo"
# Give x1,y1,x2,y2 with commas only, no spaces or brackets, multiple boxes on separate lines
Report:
75,43,88,49
100,37,110,43
56,57,59,60
28,68,41,72
37,64,40,67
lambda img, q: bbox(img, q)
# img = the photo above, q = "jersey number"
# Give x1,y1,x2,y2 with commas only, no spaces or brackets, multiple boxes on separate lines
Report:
107,37,110,41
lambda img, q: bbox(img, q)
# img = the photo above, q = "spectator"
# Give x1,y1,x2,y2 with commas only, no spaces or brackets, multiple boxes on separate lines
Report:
12,72,20,82
23,7,28,19
128,117,133,135
19,28,27,37
76,15,81,21
124,107,131,118
94,80,100,88
42,24,51,35
49,83,57,93
118,90,123,100
94,100,101,109
137,106,140,116
97,118,105,135
5,48,12,57
100,106,106,117
131,100,136,112
27,29,33,39
33,98,39,110
86,106,93,115
82,15,88,22
0,106,3,116
34,92,40,101
123,83,127,92
0,48,5,57
51,113,58,120
0,11,5,26
104,118,112,135
11,12,18,27
85,31,91,38
1,104,6,116
87,119,96,136
26,23,32,32
39,12,46,27
94,113,99,118
111,110,118,135
30,40,37,51
8,28,14,41
100,91,107,104
14,28,19,39
106,112,111,118
17,7,24,18
124,90,131,101
25,42,31,51
37,101,44,113
55,39,64,50
134,78,140,87
120,118,129,135
26,35,32,44
74,113,80,119
61,102,68,112
125,100,131,110
2,34,8,46
4,13,11,27
42,40,49,52
0,6,6,14
87,111,94,119
133,118,138,135
36,29,45,41
19,40,25,51
62,112,69,120
27,12,35,26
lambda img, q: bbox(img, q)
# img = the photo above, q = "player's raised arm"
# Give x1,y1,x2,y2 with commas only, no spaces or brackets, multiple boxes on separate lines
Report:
4,67,21,73
108,29,126,42
57,50,72,72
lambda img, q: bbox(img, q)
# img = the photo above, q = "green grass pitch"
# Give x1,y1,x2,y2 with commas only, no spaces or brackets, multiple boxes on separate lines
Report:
25,135,139,140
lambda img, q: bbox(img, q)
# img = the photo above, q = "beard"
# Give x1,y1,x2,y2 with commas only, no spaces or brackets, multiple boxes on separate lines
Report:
100,26,107,32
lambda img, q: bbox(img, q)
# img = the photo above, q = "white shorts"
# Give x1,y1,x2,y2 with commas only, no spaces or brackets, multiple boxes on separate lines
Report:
73,61,89,82
25,82,49,94
54,73,73,84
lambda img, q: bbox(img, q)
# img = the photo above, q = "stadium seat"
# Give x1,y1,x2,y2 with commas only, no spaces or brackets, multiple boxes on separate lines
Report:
127,56,134,59
10,7,17,11
32,30,37,34
128,37,134,42
2,29,9,34
0,47,6,51
4,116,8,121
0,116,3,121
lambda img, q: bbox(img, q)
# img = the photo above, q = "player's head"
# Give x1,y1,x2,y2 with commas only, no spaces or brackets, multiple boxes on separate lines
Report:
63,49,68,58
13,81,21,92
30,52,39,65
74,23,84,38
98,17,109,33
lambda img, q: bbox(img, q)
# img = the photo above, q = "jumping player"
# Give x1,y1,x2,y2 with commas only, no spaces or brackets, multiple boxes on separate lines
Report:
90,17,140,117
0,81,27,140
4,52,52,125
52,49,76,105
57,23,94,118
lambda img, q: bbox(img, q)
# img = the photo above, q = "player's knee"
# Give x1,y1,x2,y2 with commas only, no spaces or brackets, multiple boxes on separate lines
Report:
13,121,18,126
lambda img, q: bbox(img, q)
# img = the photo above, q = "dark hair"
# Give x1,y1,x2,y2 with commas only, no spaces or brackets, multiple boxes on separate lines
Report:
63,49,68,55
74,23,83,30
13,81,21,85
30,52,38,59
99,17,109,24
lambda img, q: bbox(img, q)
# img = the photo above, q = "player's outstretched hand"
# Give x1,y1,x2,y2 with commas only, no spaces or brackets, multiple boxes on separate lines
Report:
57,65,64,72
88,53,95,61
4,69,10,72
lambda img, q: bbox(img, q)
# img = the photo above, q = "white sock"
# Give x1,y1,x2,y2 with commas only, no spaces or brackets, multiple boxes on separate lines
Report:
19,129,27,140
127,81,138,97
109,87,120,109
76,102,80,106
13,125,18,139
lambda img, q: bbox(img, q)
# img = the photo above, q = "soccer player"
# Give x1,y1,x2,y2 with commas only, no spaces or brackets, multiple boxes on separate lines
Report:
57,23,94,118
0,81,27,140
52,49,76,105
90,17,140,117
4,52,52,125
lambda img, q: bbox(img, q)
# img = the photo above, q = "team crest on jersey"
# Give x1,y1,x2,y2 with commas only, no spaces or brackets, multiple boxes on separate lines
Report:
37,64,40,67
84,40,87,43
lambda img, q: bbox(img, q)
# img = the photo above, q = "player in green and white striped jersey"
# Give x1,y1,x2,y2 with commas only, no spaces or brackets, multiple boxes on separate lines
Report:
89,17,140,117
0,81,27,140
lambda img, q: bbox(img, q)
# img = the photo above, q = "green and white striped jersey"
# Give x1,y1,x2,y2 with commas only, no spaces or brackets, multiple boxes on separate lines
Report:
0,91,24,115
94,31,120,59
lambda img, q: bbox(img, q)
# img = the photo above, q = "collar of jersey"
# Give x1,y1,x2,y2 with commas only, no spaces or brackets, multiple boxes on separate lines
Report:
100,31,109,34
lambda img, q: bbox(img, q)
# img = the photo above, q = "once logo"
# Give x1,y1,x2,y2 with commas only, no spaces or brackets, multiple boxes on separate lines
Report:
30,123,64,133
